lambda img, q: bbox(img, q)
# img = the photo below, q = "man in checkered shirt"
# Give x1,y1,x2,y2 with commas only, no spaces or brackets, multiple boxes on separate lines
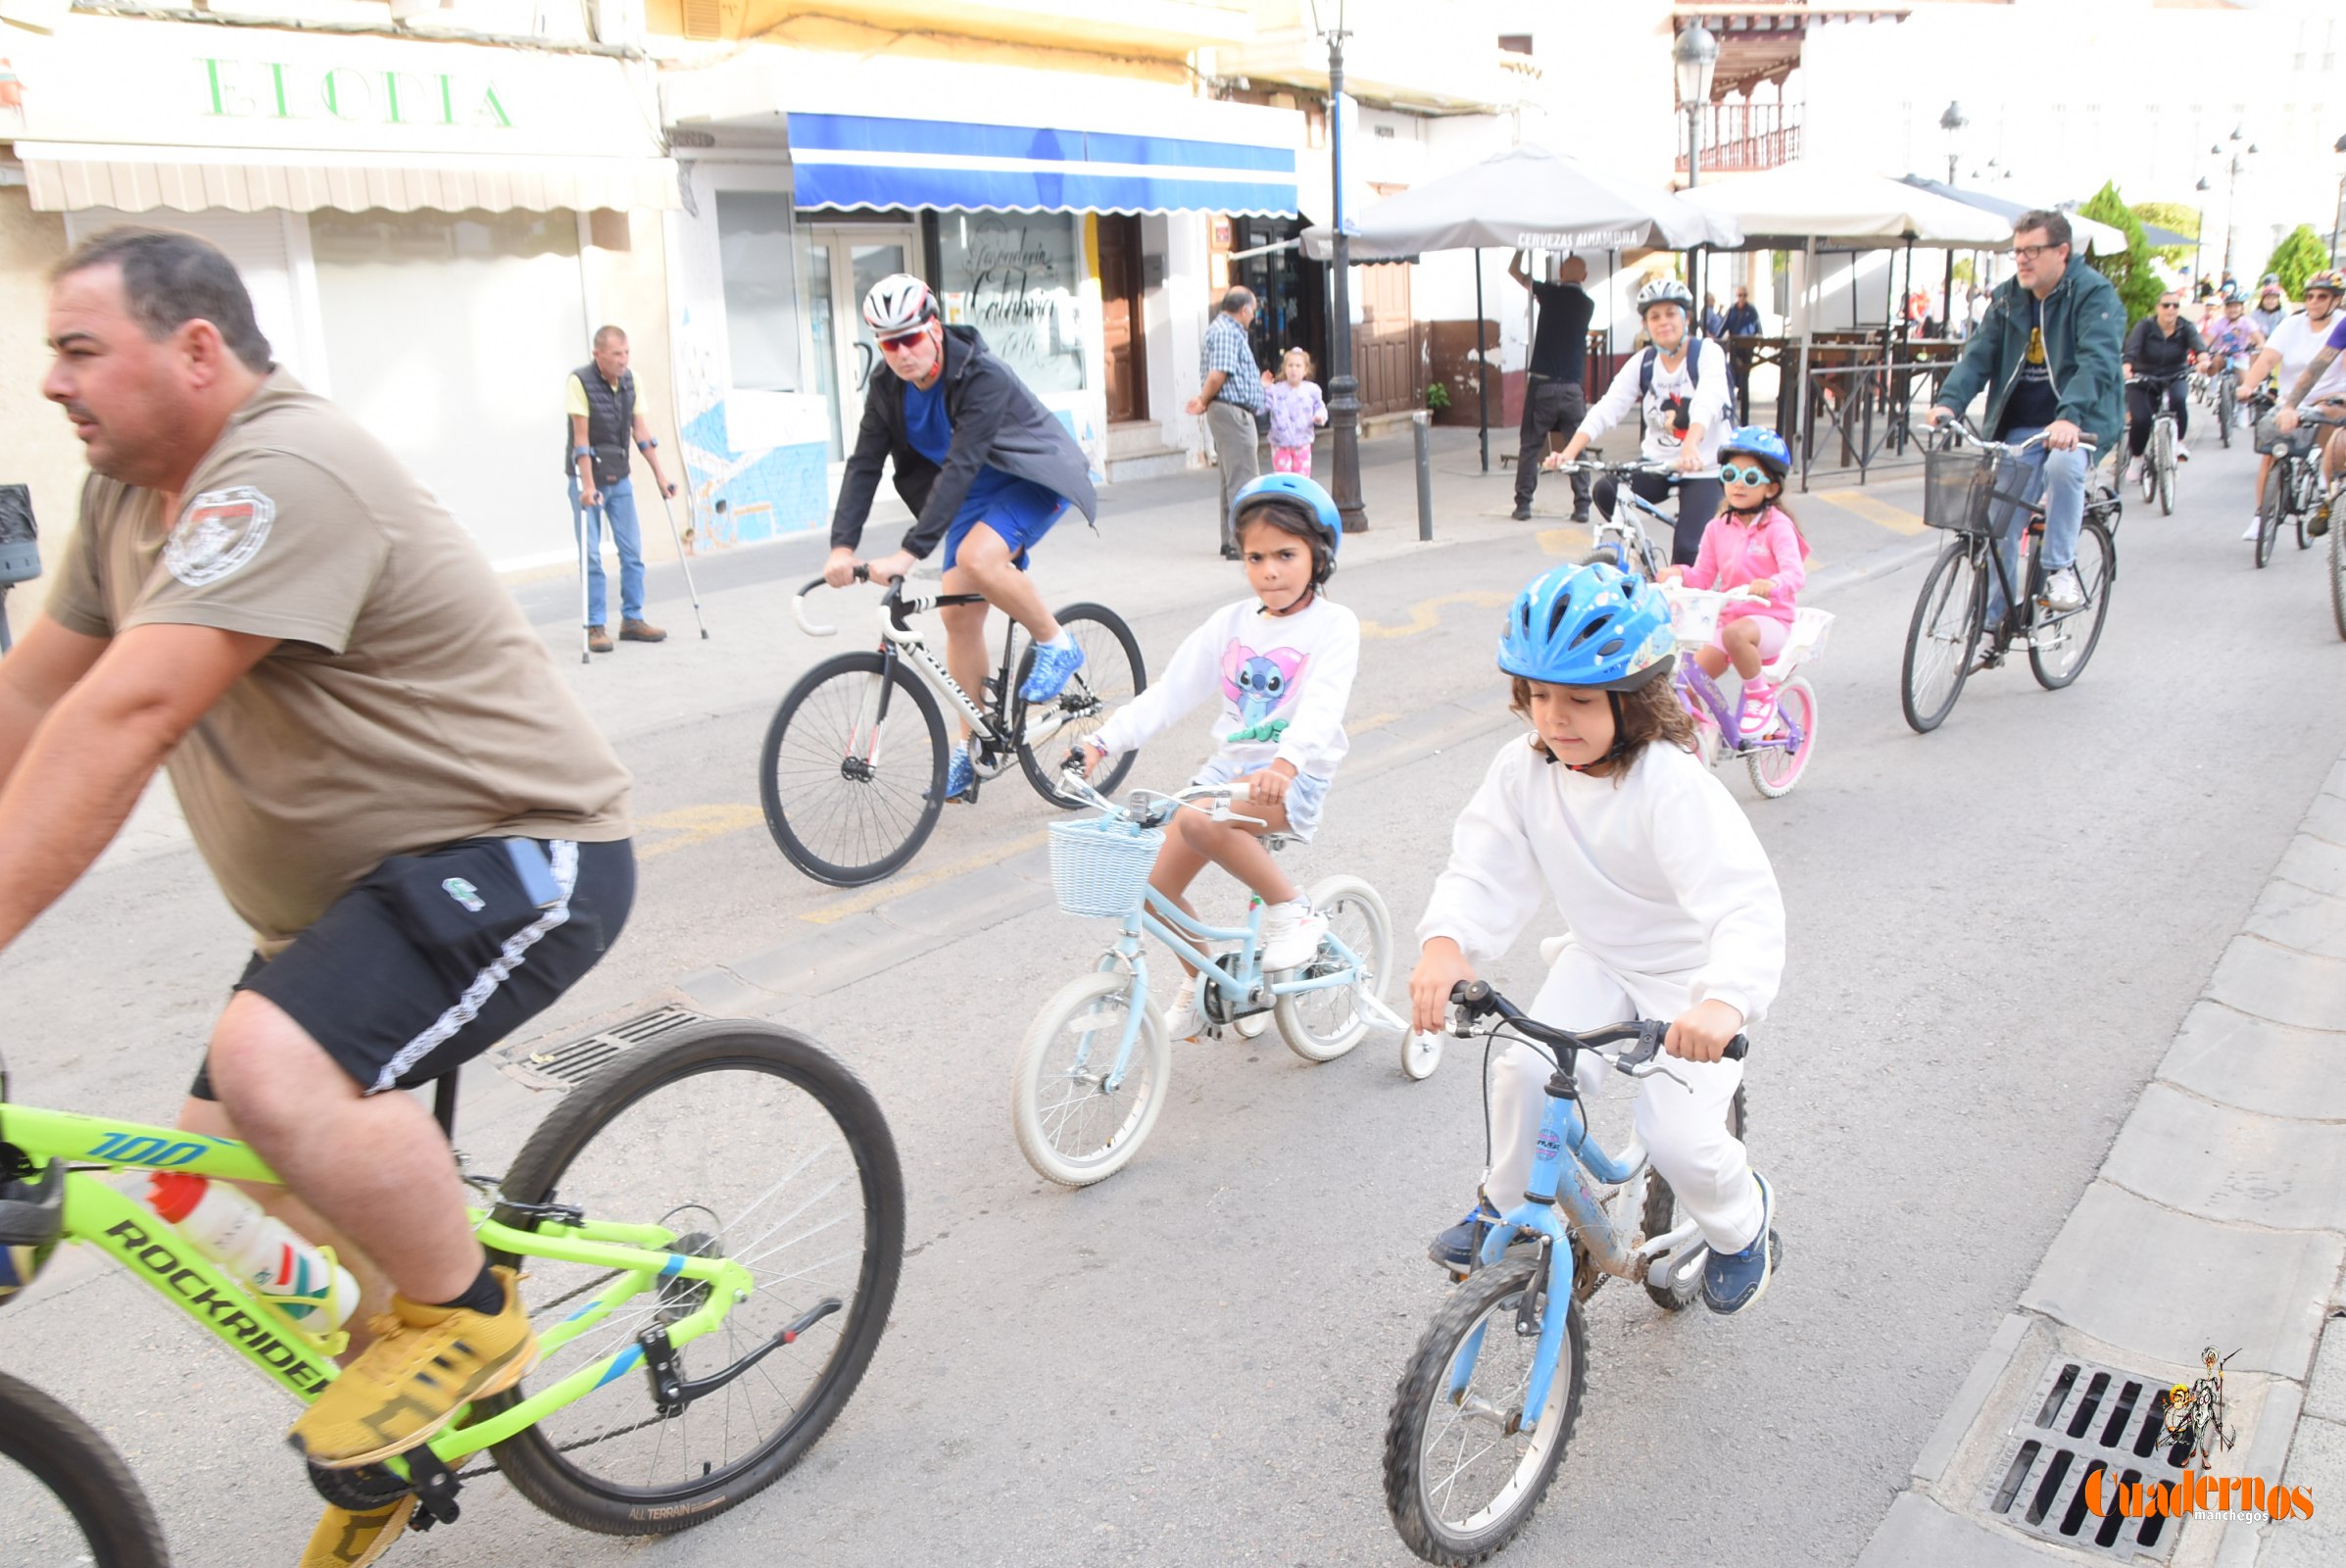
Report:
1186,286,1265,558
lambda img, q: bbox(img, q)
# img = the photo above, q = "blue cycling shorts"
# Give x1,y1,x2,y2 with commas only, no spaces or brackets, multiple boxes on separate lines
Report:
942,472,1070,572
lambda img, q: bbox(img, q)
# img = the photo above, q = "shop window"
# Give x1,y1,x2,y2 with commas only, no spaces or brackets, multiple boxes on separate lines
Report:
716,191,803,393
937,212,1088,394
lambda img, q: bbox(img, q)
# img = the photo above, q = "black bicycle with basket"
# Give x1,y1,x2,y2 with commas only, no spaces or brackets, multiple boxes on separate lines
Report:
1900,416,2122,734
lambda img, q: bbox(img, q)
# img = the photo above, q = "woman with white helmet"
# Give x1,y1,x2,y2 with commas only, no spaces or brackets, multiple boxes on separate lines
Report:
1545,276,1735,567
826,273,1100,801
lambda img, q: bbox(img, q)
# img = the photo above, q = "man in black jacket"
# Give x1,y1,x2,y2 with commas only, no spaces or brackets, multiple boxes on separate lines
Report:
826,273,1099,801
2122,290,2206,481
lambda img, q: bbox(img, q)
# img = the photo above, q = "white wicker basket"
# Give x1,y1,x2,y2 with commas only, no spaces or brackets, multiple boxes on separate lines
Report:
1047,817,1164,919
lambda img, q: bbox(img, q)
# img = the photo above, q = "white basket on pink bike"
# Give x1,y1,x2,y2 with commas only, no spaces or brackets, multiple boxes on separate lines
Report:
1776,607,1834,668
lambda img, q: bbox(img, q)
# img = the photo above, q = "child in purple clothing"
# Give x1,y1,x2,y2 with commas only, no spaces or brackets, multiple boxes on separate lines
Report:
1263,348,1328,475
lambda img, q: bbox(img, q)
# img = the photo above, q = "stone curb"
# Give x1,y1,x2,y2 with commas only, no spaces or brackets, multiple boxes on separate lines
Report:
1860,742,2346,1568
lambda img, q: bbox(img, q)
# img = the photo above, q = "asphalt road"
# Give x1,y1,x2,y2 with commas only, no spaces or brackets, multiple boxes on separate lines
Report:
4,429,2342,1567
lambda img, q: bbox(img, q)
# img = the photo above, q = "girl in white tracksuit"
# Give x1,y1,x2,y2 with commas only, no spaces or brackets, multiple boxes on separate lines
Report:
1410,560,1785,1313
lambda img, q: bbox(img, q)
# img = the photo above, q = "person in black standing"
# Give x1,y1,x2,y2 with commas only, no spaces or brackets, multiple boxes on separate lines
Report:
1723,284,1763,424
1509,251,1594,522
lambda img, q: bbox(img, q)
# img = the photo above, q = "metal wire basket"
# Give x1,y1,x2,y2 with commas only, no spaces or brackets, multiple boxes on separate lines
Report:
1047,815,1164,919
1923,446,2032,538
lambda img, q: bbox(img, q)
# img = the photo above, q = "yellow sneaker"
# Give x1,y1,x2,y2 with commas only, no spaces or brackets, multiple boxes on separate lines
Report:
300,1496,415,1567
287,1265,533,1469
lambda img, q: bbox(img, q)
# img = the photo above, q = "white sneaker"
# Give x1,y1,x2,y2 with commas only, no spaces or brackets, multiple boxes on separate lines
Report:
2126,458,2145,483
1259,901,1329,971
1166,976,1204,1042
2243,514,2264,541
2040,566,2084,612
2174,442,2190,463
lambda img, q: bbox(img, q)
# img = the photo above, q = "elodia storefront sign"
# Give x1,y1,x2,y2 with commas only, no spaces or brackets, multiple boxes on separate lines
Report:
0,13,656,159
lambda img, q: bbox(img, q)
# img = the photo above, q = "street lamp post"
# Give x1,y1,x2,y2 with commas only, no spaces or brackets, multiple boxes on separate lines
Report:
1318,7,1365,532
2209,127,2255,282
1939,100,1967,330
2194,176,2211,288
1673,24,1718,312
2330,132,2346,266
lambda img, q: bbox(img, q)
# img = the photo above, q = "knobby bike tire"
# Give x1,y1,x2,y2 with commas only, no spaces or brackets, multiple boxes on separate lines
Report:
1640,1085,1749,1310
2256,464,2286,569
1013,603,1149,808
1384,1255,1586,1567
2029,518,2116,692
1900,541,1984,734
481,1021,905,1536
0,1370,171,1568
761,650,949,887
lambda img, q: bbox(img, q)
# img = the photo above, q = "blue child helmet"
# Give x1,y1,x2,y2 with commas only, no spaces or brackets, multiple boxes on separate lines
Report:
1231,472,1342,584
1498,562,1676,691
1718,424,1791,479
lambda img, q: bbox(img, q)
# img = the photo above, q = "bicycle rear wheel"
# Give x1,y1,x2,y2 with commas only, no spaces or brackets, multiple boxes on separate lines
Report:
1014,604,1147,808
1384,1254,1585,1567
2256,464,2286,569
1900,541,1984,734
481,1021,904,1536
0,1371,170,1568
761,650,949,887
1640,1087,1748,1310
2217,382,2234,448
1745,678,1816,799
1274,875,1393,1062
2295,467,2317,550
2029,519,2115,691
2331,501,2346,641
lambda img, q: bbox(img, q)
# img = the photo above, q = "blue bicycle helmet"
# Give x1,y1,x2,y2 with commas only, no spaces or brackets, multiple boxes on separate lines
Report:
1718,424,1791,481
1498,562,1675,691
1231,472,1342,587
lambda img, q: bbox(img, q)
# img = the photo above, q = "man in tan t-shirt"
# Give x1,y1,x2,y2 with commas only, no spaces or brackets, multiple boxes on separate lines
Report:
14,226,634,1564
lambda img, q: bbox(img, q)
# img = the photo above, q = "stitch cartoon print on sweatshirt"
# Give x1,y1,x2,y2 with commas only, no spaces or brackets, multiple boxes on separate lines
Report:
1223,641,1309,730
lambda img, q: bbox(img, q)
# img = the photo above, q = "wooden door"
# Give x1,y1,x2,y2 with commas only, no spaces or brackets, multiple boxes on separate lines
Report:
1352,264,1418,416
1098,215,1148,423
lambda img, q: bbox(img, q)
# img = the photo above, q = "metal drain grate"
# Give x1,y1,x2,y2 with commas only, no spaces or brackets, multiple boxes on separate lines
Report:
1979,1354,2194,1560
500,1004,704,1090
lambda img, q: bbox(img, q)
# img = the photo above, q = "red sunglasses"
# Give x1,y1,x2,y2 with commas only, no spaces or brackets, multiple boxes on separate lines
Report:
877,329,928,354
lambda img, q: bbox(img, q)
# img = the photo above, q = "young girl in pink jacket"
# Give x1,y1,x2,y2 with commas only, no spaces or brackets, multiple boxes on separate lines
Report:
1663,426,1808,734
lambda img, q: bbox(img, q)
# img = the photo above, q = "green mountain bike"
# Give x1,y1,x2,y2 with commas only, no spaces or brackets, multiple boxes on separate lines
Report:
0,1018,904,1565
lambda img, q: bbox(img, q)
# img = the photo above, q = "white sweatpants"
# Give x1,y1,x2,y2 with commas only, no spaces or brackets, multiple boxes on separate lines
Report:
1482,941,1765,1253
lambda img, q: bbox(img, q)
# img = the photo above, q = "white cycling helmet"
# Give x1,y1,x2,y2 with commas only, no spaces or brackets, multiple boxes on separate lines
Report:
1636,277,1694,318
861,272,937,335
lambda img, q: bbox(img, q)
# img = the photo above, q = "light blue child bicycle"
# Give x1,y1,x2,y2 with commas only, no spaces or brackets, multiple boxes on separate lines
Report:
1009,774,1410,1187
1383,981,1760,1566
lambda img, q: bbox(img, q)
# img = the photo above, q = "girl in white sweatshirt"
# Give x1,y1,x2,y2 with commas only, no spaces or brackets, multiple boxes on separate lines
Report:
1409,561,1785,1315
1082,475,1361,1038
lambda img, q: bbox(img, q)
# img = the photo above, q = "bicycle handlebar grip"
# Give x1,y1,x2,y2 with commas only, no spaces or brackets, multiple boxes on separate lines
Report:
1452,980,1493,1009
1725,1034,1749,1060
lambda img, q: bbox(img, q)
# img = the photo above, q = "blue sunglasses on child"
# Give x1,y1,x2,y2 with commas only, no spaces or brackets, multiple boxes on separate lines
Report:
1719,463,1776,487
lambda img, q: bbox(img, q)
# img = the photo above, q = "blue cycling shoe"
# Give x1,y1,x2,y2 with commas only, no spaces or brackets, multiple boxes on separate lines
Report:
1701,1172,1779,1315
1019,639,1086,704
941,746,975,803
1427,1196,1505,1273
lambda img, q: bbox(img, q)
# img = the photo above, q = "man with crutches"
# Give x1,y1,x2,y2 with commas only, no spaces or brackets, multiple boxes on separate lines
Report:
565,325,676,656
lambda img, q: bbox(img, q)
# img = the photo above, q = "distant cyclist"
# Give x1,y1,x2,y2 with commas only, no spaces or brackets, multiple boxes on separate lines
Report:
2249,274,2291,342
2201,289,2265,386
826,273,1100,802
2238,270,2344,541
1547,277,1734,566
2269,270,2346,537
2122,290,2205,483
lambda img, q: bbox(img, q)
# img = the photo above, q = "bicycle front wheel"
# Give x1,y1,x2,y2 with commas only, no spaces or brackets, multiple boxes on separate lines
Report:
1900,541,1984,734
1274,874,1393,1063
2029,519,2115,691
2155,422,2175,516
1011,969,1171,1187
1015,604,1147,808
1384,1255,1586,1567
0,1371,170,1568
2331,502,2346,640
2256,464,2285,569
481,1021,904,1536
761,650,948,887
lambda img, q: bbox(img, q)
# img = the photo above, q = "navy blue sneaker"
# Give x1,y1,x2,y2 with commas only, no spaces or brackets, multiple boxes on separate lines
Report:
1701,1172,1778,1315
942,746,975,803
1019,639,1086,704
1427,1197,1504,1273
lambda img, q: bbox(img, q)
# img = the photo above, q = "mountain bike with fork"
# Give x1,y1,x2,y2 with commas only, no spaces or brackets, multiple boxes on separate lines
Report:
2126,375,2180,517
1546,459,1683,579
1009,771,1411,1188
768,568,1146,886
1900,418,2121,734
1383,981,1755,1567
0,1021,904,1566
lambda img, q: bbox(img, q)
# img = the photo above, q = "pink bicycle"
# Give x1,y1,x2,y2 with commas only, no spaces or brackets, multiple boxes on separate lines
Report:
1659,585,1832,799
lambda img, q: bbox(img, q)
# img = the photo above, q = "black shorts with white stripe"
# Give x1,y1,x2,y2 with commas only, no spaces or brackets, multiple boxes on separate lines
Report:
189,837,636,1101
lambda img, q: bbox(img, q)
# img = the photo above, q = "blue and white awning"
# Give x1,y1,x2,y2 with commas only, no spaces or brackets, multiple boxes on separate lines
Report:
786,113,1298,218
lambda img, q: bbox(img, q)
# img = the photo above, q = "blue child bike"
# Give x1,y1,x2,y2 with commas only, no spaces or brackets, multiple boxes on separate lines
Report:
1383,982,1761,1566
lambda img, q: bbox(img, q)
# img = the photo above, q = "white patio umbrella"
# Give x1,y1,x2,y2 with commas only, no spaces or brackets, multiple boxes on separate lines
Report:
1677,163,2013,248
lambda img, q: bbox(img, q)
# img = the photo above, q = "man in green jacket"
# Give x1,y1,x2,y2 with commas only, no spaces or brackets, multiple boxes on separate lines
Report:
1927,211,2124,657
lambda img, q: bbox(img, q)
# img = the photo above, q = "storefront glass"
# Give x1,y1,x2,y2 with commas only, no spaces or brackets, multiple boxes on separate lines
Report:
715,191,802,394
937,211,1089,394
308,209,588,569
